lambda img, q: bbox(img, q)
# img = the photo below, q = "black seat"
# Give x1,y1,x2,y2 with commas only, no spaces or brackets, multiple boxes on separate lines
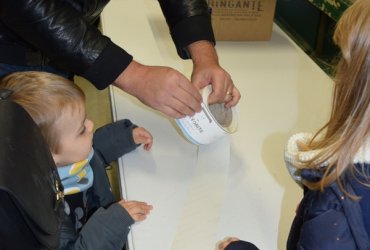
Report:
0,96,64,250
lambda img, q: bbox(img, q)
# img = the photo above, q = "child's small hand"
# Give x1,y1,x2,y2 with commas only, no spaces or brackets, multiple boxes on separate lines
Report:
218,237,239,250
118,200,153,222
133,127,153,151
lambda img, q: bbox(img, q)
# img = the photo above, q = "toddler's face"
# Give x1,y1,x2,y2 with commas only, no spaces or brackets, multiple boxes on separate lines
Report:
52,104,94,167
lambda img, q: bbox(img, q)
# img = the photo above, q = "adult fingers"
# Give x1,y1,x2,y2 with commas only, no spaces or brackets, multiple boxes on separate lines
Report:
207,71,236,105
224,86,241,108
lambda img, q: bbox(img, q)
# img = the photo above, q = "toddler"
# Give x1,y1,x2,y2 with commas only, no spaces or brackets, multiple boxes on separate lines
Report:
0,71,153,249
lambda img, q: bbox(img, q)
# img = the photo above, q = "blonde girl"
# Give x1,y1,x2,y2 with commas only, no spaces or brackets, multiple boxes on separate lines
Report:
285,1,370,249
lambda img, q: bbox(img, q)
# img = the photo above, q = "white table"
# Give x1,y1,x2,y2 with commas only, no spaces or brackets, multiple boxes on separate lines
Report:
101,1,334,249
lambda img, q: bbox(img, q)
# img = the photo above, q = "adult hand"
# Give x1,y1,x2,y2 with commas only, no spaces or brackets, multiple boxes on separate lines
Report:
118,200,153,222
188,40,241,108
133,127,153,151
114,61,202,118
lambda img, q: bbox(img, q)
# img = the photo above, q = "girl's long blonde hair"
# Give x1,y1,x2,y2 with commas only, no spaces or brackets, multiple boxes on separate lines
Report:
302,0,370,192
0,71,85,154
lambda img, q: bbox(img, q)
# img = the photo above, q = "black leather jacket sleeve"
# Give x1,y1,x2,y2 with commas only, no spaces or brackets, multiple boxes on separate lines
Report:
0,0,132,90
0,0,214,89
158,0,215,59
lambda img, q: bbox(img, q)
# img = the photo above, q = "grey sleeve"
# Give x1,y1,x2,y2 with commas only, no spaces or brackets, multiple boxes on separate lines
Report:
59,203,134,250
93,119,139,165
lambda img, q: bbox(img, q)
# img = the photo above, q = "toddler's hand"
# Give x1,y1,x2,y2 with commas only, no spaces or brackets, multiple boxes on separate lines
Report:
218,237,239,250
133,127,153,150
118,200,153,222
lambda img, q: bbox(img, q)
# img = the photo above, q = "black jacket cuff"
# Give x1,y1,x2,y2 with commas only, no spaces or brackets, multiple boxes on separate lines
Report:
171,15,215,59
83,40,133,90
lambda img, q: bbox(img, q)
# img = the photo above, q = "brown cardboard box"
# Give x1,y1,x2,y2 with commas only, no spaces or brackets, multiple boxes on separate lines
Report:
207,0,277,41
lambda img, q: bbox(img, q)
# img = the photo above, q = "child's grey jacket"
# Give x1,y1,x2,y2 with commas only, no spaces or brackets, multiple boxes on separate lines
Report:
59,119,139,249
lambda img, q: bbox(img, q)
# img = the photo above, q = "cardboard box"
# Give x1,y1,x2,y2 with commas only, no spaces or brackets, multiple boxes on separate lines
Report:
207,0,277,41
